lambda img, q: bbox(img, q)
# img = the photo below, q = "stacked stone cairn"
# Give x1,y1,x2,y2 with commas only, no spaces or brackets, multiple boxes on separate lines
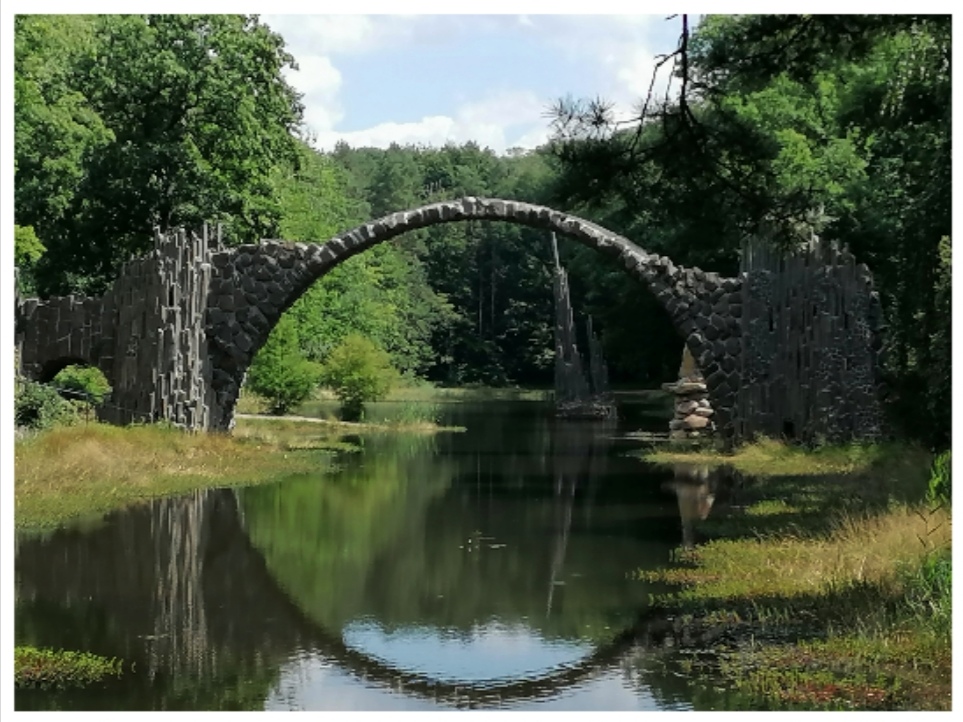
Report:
662,347,715,440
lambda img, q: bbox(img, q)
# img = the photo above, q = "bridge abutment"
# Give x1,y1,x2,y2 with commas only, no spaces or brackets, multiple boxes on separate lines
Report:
18,228,218,430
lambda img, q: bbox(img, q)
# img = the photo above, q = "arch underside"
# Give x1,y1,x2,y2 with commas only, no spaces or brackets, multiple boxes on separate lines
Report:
36,356,91,384
205,197,744,433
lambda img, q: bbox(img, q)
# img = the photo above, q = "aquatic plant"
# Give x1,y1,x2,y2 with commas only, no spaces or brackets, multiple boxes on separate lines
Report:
14,646,122,689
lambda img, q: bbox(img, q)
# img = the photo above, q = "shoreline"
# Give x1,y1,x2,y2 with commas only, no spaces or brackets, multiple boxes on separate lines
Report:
15,413,468,534
626,439,949,710
234,412,466,434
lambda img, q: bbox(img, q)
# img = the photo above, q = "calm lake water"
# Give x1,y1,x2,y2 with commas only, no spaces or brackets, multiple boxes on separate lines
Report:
15,396,726,711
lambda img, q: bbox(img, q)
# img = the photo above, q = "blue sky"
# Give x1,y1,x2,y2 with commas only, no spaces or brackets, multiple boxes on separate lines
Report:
260,12,690,153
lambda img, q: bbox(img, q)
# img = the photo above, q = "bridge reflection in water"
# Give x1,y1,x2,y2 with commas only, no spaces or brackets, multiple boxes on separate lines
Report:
15,401,714,711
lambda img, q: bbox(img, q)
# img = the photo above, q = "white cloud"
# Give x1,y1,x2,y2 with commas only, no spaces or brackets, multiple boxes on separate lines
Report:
538,15,680,108
315,116,455,150
263,14,684,153
264,15,389,55
284,54,345,133
312,89,550,153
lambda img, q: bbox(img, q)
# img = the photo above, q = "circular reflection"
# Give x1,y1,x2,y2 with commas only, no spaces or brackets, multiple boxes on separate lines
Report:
341,618,593,684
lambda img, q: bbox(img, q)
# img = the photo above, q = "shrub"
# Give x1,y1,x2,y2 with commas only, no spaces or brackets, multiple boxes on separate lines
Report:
15,381,77,430
321,334,399,421
52,364,112,404
246,316,322,414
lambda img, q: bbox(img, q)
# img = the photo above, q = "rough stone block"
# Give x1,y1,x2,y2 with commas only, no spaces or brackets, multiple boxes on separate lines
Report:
712,299,730,315
254,265,275,282
677,399,699,415
277,250,296,268
682,414,711,430
234,332,252,353
211,252,232,269
422,205,441,223
721,354,738,374
706,368,727,389
316,245,337,266
673,381,708,395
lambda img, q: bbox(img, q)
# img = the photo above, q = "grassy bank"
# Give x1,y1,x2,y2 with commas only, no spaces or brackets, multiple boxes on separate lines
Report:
634,440,951,710
14,420,347,533
235,412,465,435
236,385,551,416
637,436,913,477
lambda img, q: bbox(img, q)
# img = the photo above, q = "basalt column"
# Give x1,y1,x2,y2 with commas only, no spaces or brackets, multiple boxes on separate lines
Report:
104,228,215,429
736,236,886,443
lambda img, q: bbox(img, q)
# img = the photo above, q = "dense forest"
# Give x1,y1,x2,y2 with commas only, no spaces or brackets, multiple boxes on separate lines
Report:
13,14,951,447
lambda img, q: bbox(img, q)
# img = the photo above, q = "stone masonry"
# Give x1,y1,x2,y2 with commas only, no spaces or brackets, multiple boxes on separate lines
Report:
18,228,215,427
16,196,878,441
663,347,716,440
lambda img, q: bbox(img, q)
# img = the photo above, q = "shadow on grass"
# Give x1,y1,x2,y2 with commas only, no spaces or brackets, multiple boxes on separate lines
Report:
638,443,949,710
625,576,950,710
692,453,932,544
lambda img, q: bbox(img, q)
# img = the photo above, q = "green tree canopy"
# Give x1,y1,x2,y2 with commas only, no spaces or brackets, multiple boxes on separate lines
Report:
15,14,304,296
548,14,951,444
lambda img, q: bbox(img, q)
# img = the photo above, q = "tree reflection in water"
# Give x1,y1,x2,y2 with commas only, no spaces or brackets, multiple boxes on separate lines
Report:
16,402,691,710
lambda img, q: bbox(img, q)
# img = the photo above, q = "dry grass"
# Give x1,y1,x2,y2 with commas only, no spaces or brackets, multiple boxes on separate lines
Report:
653,503,950,602
14,422,338,532
636,438,951,710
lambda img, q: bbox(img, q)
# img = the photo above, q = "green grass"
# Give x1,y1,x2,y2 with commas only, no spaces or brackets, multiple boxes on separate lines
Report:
636,436,913,477
15,647,123,689
633,438,951,710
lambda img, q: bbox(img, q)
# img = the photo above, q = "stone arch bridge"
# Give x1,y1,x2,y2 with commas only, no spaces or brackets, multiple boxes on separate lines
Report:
16,197,885,442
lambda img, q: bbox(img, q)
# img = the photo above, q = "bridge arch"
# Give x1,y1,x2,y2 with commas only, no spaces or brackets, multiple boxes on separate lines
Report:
37,356,92,384
206,197,743,431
